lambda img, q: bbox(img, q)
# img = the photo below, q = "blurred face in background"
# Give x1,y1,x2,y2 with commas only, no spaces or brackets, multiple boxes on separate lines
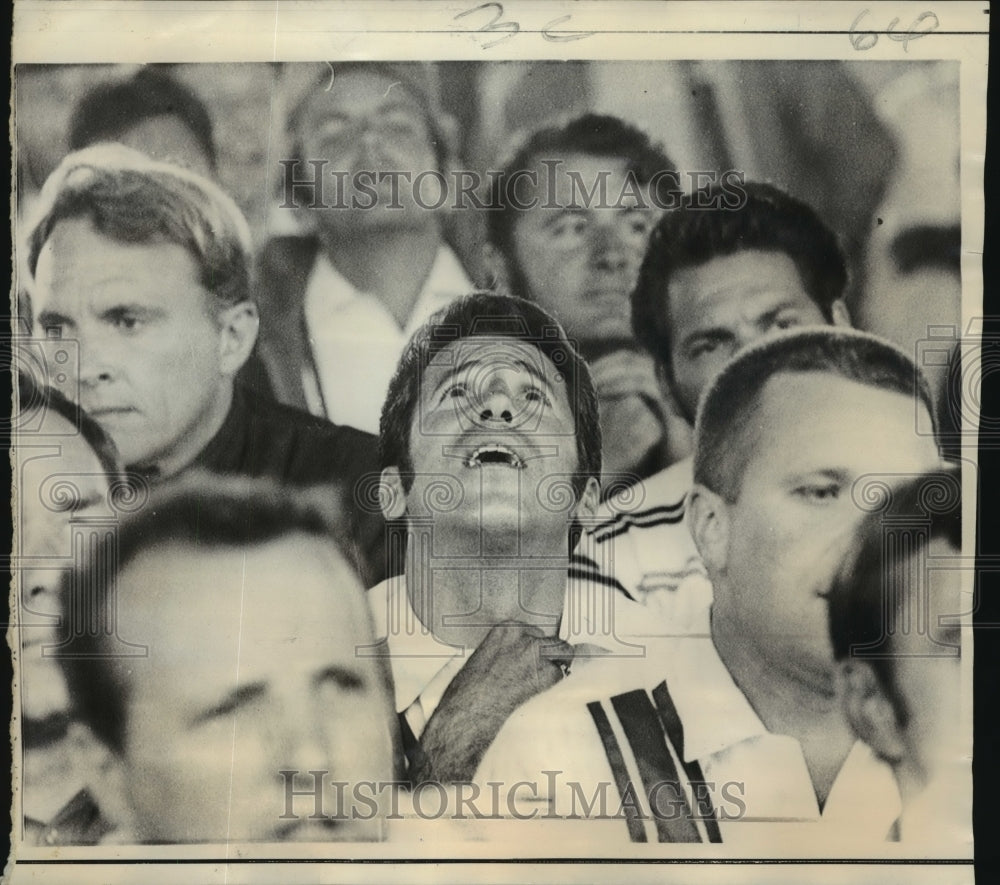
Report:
294,67,440,233
860,69,961,411
15,407,113,722
505,154,657,344
112,114,215,176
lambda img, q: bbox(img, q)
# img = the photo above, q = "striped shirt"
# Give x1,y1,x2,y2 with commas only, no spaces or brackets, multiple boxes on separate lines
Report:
579,457,710,633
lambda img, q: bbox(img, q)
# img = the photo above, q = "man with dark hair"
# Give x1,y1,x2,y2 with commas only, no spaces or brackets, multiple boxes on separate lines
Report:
585,181,851,621
252,61,473,434
829,466,968,849
478,329,943,844
371,291,646,783
484,113,690,487
49,476,398,844
23,144,387,585
11,372,123,842
68,66,217,174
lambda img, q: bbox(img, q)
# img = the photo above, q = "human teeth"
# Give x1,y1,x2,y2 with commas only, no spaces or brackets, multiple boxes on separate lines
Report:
465,444,524,469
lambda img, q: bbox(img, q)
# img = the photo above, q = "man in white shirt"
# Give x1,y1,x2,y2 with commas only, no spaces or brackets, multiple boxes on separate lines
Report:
583,181,852,622
477,329,944,846
253,62,473,433
367,292,649,783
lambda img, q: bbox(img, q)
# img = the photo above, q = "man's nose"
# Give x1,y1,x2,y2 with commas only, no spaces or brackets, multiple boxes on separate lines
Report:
590,222,629,272
77,339,117,388
272,702,332,773
476,385,515,424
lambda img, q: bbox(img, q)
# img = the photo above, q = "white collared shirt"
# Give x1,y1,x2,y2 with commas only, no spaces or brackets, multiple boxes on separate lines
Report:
367,573,652,737
583,457,708,615
476,630,902,847
302,245,471,433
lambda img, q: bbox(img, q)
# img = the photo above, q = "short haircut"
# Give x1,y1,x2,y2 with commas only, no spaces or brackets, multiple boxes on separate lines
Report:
68,66,218,171
487,113,675,259
631,181,849,374
379,291,601,498
16,370,122,478
693,329,937,502
25,144,254,320
827,465,961,719
55,474,367,755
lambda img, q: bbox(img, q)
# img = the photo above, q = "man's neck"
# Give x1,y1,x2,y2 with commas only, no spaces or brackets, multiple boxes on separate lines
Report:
403,526,569,650
711,610,855,807
318,222,443,328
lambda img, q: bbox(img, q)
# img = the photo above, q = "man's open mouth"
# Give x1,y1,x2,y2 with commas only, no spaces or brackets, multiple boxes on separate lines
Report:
464,443,525,470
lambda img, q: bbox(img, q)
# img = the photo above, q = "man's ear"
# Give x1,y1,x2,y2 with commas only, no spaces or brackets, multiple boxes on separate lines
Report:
572,476,601,523
379,466,407,520
840,660,906,765
481,242,512,295
217,301,260,376
829,298,852,328
67,721,139,842
687,483,730,575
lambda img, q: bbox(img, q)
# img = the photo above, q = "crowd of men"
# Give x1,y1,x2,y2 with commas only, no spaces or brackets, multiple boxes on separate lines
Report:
11,62,968,848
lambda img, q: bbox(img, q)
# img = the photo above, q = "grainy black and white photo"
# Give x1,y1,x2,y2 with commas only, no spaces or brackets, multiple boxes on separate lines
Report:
6,2,986,883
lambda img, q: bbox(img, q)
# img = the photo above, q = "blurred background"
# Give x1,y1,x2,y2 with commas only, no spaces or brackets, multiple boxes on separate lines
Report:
13,59,960,320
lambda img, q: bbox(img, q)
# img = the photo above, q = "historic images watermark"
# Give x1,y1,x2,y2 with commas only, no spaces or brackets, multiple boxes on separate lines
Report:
278,770,749,823
280,161,748,212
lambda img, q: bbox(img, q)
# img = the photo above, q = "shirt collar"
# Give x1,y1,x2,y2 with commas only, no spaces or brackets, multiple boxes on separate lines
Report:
661,630,770,763
368,572,616,713
304,244,470,329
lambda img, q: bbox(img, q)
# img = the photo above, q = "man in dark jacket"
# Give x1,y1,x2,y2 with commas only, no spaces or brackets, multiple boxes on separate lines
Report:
23,143,387,584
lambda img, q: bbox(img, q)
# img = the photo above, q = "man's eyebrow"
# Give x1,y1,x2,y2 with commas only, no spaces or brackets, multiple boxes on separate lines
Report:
680,327,735,350
376,95,423,114
314,665,366,691
754,301,810,327
890,224,961,275
99,303,167,319
68,492,107,515
36,310,74,331
784,467,851,486
430,357,551,399
540,206,588,228
190,682,266,725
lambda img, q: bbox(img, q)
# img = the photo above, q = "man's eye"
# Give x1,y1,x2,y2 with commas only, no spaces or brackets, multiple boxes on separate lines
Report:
44,325,63,339
441,384,468,403
796,484,841,503
623,213,652,236
689,341,718,358
316,118,351,140
523,386,551,405
379,115,423,138
773,314,803,331
111,314,141,332
551,216,588,239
